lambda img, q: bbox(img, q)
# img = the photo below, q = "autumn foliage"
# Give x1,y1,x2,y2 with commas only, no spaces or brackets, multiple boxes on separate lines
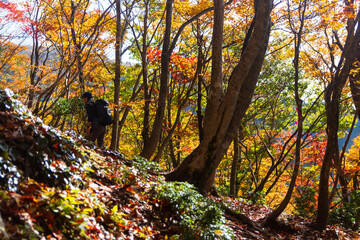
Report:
2,0,360,237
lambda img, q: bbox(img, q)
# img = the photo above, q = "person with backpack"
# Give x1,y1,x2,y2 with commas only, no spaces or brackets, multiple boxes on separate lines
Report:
82,92,112,148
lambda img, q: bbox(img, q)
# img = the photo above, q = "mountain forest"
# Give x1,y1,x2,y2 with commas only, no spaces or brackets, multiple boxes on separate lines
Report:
1,0,360,239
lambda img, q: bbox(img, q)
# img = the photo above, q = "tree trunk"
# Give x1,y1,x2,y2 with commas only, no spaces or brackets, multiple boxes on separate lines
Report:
316,102,339,230
166,0,273,193
110,0,135,150
196,21,205,142
230,132,240,197
110,0,122,151
28,5,41,110
140,0,173,159
69,1,85,92
262,0,306,225
140,0,225,159
140,0,151,151
347,0,360,120
350,74,360,119
169,137,180,168
316,9,360,229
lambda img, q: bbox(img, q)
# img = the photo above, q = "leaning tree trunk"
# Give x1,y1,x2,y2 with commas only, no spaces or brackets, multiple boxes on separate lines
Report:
166,0,273,193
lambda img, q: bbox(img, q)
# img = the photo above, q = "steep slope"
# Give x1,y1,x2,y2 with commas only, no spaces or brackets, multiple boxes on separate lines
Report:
0,89,233,239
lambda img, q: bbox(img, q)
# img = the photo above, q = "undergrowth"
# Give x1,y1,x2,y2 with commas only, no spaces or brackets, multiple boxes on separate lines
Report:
329,190,360,230
153,181,234,240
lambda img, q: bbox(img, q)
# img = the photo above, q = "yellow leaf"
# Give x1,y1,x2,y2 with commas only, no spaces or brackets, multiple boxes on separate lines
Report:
111,204,118,215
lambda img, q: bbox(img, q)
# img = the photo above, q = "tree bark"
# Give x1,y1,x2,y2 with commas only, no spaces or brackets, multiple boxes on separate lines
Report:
69,1,85,92
350,73,360,119
316,9,360,230
110,0,122,151
110,0,135,150
140,0,233,159
140,0,173,159
230,132,240,197
28,4,41,110
166,0,273,193
196,21,205,142
347,0,360,120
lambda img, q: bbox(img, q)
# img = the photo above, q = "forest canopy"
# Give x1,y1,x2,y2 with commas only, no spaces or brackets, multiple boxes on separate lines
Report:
2,0,360,233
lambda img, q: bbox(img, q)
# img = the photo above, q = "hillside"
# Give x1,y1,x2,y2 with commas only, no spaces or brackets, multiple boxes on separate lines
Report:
0,88,359,240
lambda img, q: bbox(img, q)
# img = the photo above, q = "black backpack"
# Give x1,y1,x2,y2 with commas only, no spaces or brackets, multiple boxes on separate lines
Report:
95,99,113,126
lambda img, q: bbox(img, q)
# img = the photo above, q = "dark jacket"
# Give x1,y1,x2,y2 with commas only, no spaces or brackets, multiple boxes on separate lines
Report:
85,99,99,128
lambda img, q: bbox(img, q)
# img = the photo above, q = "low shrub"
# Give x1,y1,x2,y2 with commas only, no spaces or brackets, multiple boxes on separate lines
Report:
152,181,234,240
329,190,360,230
294,185,317,218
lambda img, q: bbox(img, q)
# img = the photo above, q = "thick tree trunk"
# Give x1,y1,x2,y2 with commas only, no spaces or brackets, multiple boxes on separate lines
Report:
166,0,273,193
201,0,225,136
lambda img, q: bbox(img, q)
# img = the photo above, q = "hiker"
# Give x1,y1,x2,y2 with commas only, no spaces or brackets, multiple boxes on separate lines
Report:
82,92,106,148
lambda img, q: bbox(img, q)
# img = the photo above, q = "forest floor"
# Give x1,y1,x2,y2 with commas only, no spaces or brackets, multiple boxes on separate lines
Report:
223,197,360,239
1,89,360,239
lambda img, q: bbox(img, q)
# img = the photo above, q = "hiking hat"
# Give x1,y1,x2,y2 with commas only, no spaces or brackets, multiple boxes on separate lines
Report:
81,92,93,99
